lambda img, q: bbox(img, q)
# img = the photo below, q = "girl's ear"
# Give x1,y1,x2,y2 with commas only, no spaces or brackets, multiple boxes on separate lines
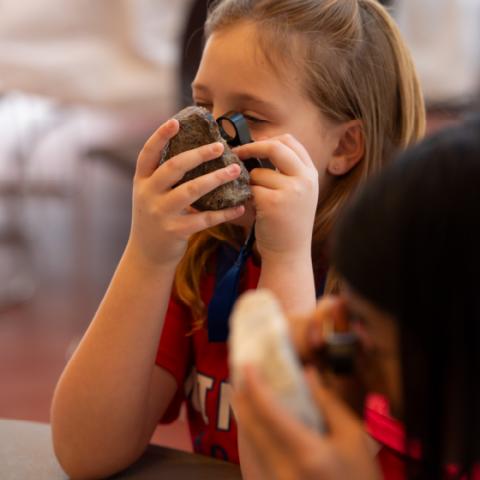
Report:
327,120,365,176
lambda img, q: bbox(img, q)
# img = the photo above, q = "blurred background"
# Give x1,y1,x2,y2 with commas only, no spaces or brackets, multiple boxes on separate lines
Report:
0,0,479,452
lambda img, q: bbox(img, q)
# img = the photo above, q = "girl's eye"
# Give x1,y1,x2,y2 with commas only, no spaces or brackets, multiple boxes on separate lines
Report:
192,103,268,126
243,114,268,125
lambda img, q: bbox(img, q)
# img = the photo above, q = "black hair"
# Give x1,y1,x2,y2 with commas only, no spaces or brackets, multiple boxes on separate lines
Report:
332,116,480,479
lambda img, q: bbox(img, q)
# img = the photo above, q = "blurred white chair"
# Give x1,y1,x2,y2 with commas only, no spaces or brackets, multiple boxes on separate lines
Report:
0,0,193,309
0,0,194,112
394,0,480,108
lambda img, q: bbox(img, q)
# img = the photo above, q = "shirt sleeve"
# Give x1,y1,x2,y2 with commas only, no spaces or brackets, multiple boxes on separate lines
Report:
155,294,192,423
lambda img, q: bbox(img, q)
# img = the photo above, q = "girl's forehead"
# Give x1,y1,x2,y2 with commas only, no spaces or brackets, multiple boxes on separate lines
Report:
195,22,303,100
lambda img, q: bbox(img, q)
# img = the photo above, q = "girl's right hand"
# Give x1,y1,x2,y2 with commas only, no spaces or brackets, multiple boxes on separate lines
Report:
126,119,245,269
233,134,319,264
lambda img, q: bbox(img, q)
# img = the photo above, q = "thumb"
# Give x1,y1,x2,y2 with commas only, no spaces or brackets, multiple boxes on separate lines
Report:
305,367,364,438
136,119,179,179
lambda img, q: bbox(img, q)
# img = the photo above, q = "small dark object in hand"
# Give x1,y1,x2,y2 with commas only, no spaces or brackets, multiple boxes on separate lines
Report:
314,332,359,376
160,106,252,211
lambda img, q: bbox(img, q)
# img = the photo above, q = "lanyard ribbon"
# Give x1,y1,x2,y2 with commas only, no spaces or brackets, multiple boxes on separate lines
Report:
206,226,326,343
207,227,256,342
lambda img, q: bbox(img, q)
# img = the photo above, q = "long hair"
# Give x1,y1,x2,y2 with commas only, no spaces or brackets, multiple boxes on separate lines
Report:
332,117,480,478
175,0,426,329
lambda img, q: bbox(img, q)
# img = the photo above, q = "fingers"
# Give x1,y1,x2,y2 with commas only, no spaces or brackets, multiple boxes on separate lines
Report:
273,133,315,169
234,139,304,176
249,185,280,214
153,142,225,190
136,119,179,179
249,167,288,190
163,162,242,210
235,367,319,454
235,392,290,478
305,367,364,438
173,204,245,236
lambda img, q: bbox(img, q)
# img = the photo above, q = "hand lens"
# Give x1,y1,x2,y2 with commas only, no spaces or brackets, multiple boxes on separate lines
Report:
217,111,275,171
313,310,360,376
322,331,359,375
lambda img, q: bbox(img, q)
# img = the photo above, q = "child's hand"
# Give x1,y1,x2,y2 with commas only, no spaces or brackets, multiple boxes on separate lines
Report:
127,119,245,269
234,366,381,480
290,297,368,416
234,135,319,263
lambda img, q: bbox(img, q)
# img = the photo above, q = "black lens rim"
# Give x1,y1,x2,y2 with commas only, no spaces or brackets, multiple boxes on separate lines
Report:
217,111,252,146
216,111,274,171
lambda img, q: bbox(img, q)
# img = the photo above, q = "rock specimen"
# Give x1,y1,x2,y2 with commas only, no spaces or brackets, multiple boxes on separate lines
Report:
160,106,251,211
229,289,325,432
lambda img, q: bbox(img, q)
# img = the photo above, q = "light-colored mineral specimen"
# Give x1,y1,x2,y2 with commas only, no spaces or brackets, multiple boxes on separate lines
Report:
229,289,325,432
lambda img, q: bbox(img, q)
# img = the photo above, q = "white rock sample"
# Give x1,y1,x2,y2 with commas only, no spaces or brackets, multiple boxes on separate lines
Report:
229,289,325,432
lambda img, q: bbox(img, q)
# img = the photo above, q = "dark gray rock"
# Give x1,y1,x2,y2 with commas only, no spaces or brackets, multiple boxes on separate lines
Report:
160,106,251,211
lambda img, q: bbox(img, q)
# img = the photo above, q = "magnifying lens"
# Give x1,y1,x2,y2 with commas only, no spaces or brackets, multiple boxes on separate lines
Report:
217,111,275,171
322,331,359,375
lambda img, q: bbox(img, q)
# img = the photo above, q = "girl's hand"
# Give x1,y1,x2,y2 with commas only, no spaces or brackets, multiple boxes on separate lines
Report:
127,119,245,269
234,135,319,263
234,366,381,480
291,297,369,416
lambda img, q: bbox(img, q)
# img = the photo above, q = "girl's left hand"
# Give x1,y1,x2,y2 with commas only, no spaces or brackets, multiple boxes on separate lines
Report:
234,135,319,262
234,366,381,480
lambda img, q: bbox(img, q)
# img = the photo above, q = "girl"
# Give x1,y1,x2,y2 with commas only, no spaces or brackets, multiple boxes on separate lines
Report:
51,0,425,478
234,116,480,479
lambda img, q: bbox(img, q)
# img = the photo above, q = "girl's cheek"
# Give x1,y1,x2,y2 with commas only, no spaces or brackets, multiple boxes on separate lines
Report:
250,123,286,141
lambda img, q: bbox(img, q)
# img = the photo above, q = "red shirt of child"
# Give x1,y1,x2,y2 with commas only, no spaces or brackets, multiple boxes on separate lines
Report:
156,255,260,463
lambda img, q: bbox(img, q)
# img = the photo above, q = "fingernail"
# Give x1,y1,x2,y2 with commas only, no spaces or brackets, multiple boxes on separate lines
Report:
165,120,178,134
226,164,239,174
212,142,224,155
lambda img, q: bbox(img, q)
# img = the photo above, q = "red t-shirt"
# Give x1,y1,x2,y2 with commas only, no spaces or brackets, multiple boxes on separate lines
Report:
366,396,480,480
365,394,409,480
155,256,261,463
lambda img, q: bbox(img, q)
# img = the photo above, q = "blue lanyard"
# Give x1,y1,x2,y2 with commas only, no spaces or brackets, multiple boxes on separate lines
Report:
207,227,256,342
206,227,326,343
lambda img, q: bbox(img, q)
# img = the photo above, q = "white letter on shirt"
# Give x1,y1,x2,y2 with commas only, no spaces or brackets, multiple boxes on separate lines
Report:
218,382,233,431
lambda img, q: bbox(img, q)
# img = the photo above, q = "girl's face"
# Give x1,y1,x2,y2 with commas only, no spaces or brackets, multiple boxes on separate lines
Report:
341,286,403,418
192,21,342,188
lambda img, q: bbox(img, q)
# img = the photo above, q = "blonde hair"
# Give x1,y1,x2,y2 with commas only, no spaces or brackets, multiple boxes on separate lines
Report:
175,0,426,328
